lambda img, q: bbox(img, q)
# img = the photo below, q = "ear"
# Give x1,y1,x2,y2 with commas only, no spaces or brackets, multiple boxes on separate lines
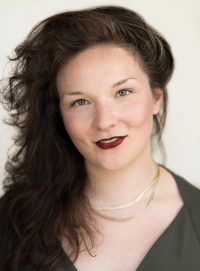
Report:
152,88,163,115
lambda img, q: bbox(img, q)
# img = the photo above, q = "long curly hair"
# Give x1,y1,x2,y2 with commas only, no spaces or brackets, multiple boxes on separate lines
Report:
0,5,174,270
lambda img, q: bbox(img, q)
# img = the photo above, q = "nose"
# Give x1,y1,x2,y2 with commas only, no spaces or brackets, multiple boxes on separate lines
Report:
93,101,118,130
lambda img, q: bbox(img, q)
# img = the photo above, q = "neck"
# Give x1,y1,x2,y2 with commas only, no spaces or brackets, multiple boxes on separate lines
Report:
84,153,156,207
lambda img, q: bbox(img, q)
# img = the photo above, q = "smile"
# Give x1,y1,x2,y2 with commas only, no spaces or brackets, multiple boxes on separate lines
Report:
95,136,127,149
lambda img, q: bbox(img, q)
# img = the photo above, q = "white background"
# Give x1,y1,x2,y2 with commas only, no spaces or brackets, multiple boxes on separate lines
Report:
0,0,200,195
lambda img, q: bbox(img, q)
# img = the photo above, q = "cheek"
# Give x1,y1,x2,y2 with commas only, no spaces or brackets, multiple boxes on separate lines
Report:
125,99,154,127
62,114,79,139
61,111,89,141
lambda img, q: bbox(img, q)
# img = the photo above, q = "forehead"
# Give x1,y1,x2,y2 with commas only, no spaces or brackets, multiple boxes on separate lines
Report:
56,45,149,92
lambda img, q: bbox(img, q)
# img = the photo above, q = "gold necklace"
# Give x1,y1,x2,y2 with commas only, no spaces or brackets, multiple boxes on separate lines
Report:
83,164,160,222
92,163,159,211
84,162,159,211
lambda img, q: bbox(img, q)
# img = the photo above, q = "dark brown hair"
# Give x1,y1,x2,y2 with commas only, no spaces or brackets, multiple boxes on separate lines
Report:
0,5,174,270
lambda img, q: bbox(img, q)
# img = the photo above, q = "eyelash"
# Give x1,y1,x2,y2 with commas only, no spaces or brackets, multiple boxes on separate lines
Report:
70,89,132,107
71,99,88,107
117,89,132,97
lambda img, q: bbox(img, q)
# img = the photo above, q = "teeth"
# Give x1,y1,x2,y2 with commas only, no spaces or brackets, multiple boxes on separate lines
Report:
100,138,118,143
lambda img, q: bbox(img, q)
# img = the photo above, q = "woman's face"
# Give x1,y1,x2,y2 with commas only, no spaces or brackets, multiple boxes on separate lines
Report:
57,45,162,172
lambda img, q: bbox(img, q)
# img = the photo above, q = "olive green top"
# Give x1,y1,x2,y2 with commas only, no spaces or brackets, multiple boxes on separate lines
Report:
63,207,200,270
61,168,200,271
1,168,200,270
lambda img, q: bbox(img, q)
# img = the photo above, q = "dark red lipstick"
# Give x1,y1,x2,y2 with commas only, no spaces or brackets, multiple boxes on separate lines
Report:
95,136,126,149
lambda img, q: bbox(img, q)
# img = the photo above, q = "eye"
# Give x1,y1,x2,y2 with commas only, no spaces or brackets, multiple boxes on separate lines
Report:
117,89,132,97
70,99,89,107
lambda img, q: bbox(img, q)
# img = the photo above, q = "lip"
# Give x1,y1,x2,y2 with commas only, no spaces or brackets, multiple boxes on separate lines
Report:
95,136,127,149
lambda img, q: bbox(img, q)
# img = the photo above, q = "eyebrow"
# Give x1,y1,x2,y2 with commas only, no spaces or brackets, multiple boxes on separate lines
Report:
64,77,135,96
112,77,135,87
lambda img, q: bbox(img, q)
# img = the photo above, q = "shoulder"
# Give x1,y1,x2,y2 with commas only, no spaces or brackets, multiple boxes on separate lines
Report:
159,164,200,208
0,193,10,268
0,194,36,270
0,193,10,235
162,165,200,241
161,165,200,236
165,167,200,208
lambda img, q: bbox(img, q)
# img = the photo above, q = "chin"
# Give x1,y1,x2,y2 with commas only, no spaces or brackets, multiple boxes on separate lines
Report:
96,158,134,172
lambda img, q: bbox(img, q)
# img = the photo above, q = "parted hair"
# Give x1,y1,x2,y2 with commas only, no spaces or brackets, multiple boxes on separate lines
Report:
0,5,174,270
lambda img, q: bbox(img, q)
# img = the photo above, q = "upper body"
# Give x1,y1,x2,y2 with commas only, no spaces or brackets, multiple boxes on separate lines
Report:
65,165,184,271
0,4,198,271
1,166,200,271
58,165,200,271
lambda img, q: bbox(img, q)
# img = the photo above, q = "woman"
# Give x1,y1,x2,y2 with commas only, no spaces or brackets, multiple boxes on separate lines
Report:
0,5,200,271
